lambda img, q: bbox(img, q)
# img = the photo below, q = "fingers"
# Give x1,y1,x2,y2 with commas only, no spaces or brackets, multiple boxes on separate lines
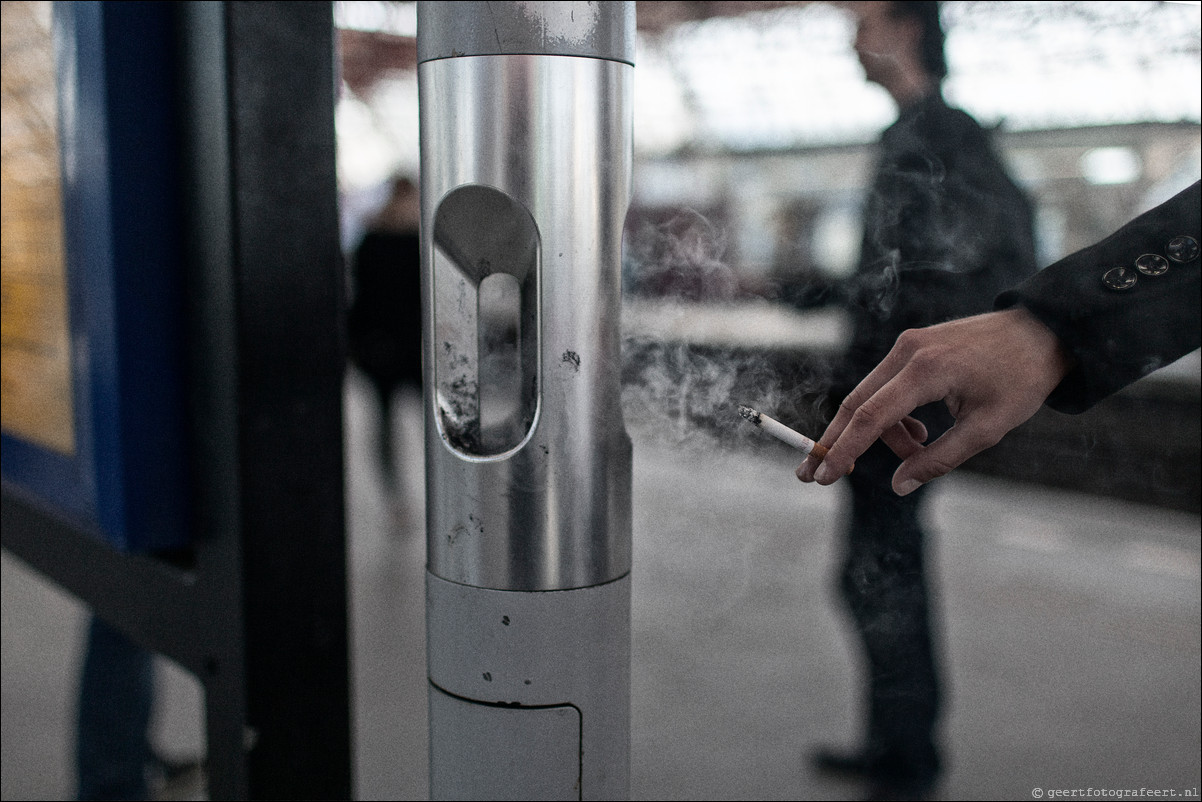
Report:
795,454,820,482
813,370,944,484
796,350,916,483
900,415,928,443
794,399,858,482
796,414,925,483
796,309,1072,493
879,416,928,459
890,415,1005,495
801,418,923,481
794,408,857,481
796,329,947,485
795,400,858,482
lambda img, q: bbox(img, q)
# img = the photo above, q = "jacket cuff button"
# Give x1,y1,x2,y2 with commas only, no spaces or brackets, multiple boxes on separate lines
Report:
1135,253,1170,276
1166,235,1199,263
1102,266,1138,291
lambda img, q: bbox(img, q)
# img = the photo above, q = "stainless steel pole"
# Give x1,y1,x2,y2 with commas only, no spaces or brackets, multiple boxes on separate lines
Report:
417,2,635,799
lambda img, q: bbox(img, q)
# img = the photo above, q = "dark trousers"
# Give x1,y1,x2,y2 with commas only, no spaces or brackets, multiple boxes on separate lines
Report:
369,375,398,487
838,437,943,781
76,616,153,801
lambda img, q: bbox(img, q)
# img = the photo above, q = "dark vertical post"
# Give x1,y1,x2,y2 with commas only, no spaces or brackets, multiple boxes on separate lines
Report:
180,2,351,798
225,2,350,797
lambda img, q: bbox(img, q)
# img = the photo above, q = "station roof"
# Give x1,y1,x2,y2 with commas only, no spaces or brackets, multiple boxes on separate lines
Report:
334,1,1201,185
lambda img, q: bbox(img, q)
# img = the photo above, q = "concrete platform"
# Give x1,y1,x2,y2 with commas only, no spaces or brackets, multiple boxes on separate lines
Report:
3,374,1199,801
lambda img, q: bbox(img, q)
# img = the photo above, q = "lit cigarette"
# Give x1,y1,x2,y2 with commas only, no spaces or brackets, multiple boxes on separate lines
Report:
738,405,828,460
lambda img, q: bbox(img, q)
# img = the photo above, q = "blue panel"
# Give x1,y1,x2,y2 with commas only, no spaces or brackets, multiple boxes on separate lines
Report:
1,1,190,553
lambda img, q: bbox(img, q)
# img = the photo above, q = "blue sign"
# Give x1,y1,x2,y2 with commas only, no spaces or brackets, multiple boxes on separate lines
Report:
1,1,191,553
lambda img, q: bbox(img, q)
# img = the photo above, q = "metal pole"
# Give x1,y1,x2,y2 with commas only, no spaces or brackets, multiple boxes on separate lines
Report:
417,2,635,798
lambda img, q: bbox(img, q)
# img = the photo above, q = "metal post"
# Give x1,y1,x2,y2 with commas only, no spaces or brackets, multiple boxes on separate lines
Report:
417,2,635,798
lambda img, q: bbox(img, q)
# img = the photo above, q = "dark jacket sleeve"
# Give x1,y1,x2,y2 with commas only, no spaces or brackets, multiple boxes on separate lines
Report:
996,180,1201,413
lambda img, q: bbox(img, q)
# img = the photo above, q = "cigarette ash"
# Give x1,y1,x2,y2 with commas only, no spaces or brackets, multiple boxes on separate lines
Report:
438,377,481,452
737,405,761,427
437,341,482,452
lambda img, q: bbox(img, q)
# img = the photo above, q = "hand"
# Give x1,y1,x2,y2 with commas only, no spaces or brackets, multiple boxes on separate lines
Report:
796,307,1075,495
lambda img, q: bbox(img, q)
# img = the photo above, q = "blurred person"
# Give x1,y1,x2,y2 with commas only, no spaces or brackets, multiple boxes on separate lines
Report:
76,615,201,801
76,616,153,800
807,2,1038,797
797,180,1200,494
346,175,423,496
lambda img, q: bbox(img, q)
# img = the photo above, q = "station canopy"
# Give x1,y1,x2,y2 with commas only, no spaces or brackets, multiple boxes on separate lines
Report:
333,1,1202,185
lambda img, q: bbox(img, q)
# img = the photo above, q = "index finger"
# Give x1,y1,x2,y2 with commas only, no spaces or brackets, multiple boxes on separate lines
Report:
814,356,948,483
796,349,904,482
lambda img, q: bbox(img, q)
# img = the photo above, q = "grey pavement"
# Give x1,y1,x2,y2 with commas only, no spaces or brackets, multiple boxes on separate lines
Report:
3,372,1199,801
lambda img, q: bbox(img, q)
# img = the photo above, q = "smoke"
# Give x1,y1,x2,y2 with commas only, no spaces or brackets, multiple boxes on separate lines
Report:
620,208,837,454
858,249,901,320
622,340,763,448
621,337,836,453
624,208,740,302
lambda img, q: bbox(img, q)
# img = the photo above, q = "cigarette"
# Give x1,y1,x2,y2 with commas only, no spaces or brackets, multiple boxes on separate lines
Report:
738,405,829,460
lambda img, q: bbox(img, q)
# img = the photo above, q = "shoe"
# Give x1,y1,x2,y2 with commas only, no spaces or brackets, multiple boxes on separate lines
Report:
811,746,878,778
866,775,938,801
147,752,206,799
810,745,939,800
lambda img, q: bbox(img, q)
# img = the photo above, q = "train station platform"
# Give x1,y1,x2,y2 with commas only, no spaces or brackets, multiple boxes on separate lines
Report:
3,374,1198,801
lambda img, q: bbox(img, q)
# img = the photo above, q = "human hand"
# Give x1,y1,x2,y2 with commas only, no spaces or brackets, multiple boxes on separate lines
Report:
796,307,1075,495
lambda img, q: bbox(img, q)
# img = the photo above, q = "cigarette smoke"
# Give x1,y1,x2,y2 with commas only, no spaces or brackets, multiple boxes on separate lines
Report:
624,207,739,302
620,208,836,454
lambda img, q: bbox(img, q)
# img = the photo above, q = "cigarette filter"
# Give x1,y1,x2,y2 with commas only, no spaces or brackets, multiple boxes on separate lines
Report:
738,404,830,461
